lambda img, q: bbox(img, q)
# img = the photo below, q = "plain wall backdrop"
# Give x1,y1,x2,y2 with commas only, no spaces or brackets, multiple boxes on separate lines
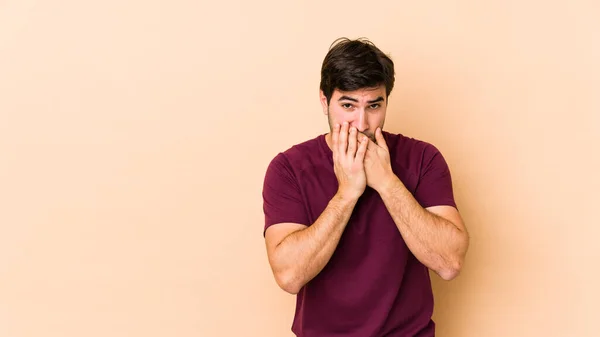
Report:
1,0,599,336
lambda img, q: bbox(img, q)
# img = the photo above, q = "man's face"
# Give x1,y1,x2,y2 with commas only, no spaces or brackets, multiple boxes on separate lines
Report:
320,86,387,142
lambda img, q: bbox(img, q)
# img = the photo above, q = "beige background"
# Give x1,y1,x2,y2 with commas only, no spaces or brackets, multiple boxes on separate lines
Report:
1,0,599,336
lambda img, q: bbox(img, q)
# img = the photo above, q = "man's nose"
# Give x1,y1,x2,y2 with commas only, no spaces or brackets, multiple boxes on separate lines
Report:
353,110,369,132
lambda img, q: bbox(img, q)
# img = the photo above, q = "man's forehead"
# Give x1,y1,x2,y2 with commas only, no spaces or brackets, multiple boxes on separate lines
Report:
334,87,386,99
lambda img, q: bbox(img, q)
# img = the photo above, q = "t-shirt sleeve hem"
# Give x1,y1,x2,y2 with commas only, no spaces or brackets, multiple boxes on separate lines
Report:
420,199,458,210
263,217,309,237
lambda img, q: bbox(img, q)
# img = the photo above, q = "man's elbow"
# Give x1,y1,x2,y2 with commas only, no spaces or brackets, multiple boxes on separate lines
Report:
274,271,302,295
437,257,464,281
437,266,460,281
438,233,469,281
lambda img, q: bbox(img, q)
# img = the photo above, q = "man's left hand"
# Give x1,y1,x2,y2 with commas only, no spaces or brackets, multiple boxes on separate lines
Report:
360,128,397,193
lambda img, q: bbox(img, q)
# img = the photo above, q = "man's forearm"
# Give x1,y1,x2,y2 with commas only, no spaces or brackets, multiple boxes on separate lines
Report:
272,193,357,294
379,176,468,280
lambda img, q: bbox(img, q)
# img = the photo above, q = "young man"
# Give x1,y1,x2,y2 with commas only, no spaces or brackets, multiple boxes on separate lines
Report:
261,38,469,337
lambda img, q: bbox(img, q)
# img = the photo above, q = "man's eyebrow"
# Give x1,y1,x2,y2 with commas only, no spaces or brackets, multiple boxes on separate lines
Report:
368,97,384,104
338,96,385,104
338,95,359,102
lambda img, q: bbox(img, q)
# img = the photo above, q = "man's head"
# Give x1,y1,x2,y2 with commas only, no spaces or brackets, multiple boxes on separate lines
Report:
319,38,395,141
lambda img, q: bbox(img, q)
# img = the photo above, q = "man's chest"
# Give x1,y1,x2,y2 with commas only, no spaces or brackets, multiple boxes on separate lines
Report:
295,162,419,223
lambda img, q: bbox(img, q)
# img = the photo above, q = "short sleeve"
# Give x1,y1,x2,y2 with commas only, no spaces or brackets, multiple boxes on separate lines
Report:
413,144,457,209
262,153,309,236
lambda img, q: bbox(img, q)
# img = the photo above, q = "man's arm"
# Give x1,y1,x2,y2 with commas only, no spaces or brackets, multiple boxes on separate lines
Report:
362,128,469,280
264,122,368,294
265,193,358,294
378,178,469,280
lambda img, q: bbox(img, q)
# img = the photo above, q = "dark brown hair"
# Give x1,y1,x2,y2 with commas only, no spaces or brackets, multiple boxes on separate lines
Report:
320,37,395,104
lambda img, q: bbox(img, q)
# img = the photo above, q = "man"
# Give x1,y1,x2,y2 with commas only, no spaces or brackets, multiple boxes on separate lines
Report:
261,37,469,337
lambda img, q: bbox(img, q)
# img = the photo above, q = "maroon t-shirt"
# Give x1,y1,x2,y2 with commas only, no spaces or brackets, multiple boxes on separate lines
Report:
262,131,457,337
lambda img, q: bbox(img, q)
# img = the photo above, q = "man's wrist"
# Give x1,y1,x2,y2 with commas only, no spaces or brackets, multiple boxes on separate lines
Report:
377,173,402,197
333,189,360,206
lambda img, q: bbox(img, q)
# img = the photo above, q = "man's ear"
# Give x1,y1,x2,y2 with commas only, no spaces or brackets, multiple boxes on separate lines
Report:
319,90,328,115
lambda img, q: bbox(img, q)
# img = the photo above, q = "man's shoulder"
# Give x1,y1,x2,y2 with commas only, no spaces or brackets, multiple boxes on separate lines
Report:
384,131,440,157
384,131,449,182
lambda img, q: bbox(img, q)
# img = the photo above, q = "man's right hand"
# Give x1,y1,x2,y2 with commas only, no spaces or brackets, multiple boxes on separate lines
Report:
332,122,369,201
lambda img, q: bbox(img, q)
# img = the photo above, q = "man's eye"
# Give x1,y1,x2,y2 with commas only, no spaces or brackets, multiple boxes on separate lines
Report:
370,104,380,109
342,104,353,109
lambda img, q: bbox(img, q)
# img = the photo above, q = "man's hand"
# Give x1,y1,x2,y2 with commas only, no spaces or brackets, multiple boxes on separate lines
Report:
360,128,396,193
332,122,369,200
